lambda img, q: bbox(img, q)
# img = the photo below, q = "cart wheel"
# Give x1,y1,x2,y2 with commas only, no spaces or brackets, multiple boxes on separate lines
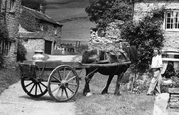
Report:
21,77,48,98
21,65,48,98
48,65,79,102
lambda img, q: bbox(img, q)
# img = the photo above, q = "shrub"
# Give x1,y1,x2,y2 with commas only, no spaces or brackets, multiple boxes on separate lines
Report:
17,40,27,62
121,8,165,72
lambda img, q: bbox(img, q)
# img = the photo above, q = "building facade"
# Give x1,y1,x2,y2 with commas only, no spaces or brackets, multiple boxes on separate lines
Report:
0,0,21,65
133,0,179,51
0,0,63,63
19,6,62,60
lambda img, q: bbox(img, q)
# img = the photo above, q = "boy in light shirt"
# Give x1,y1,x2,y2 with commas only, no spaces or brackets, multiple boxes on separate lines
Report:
147,48,163,95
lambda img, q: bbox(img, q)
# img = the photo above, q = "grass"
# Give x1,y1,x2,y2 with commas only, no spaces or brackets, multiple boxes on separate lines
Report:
0,67,20,94
75,71,155,115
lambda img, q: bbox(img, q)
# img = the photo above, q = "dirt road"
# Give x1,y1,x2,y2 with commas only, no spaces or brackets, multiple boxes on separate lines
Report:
0,81,76,115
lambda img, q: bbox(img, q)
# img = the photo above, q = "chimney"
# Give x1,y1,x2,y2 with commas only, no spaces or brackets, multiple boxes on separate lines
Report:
39,4,45,13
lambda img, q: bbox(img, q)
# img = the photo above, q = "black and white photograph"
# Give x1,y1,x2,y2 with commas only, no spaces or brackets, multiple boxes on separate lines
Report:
0,0,179,115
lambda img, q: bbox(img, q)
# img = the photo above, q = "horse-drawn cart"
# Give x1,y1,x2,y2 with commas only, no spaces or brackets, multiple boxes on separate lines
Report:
18,55,131,102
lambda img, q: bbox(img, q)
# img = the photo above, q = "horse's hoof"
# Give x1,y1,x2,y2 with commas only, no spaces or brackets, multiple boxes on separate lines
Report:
86,92,93,97
114,92,121,96
101,91,108,95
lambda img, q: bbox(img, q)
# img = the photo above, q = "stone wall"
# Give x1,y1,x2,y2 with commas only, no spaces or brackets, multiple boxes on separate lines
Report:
1,0,22,66
22,39,44,60
89,20,124,50
19,6,62,55
133,0,179,51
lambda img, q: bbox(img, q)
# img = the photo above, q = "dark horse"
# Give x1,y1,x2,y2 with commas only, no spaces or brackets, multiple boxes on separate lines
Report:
81,46,138,96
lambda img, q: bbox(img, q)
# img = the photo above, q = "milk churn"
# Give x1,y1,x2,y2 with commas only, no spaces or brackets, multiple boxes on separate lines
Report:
32,50,45,62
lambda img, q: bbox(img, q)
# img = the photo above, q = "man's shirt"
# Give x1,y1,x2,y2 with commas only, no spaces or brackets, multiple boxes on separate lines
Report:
151,55,163,69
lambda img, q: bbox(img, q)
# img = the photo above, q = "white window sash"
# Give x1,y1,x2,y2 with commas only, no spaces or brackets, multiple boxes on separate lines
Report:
164,10,179,31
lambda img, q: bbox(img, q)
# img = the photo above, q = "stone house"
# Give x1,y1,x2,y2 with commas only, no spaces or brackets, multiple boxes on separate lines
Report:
19,5,63,59
0,0,21,65
133,0,179,51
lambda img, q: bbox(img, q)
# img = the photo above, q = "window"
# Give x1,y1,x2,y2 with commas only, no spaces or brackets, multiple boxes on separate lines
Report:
0,41,11,56
165,11,179,30
40,24,43,31
43,24,48,31
10,0,16,13
54,28,58,35
1,0,6,12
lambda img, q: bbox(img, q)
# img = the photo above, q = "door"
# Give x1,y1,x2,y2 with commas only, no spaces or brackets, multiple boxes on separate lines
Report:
45,40,52,54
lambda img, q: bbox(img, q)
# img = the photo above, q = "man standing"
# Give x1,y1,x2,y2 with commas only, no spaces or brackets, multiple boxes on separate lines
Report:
147,48,163,95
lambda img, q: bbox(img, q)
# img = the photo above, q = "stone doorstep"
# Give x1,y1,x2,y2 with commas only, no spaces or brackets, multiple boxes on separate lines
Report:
168,88,179,94
168,88,179,108
167,108,179,115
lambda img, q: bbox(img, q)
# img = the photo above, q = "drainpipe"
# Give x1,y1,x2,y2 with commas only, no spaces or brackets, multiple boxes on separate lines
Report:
131,0,135,21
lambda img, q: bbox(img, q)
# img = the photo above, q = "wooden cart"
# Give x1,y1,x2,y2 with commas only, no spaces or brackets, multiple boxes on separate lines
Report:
18,56,131,102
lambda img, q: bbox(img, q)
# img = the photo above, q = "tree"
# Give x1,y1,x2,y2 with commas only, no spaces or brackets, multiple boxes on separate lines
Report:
17,40,27,62
85,0,133,28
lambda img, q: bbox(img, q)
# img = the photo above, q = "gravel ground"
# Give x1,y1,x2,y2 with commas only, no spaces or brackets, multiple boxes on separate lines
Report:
0,81,76,115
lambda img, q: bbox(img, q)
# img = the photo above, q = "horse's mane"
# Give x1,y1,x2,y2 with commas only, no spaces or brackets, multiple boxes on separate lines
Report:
123,45,138,63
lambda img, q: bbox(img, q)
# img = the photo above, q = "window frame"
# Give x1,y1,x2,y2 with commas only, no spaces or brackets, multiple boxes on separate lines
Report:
9,0,16,13
0,40,11,56
164,10,179,31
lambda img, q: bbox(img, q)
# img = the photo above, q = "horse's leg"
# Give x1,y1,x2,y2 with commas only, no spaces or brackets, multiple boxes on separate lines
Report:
101,75,114,94
114,72,124,95
83,68,96,96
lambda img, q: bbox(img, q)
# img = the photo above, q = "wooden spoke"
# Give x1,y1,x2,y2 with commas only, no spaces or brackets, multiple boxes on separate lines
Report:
52,85,61,93
56,88,61,97
37,83,43,94
52,75,61,82
66,86,74,94
29,83,35,93
66,76,76,83
35,84,37,95
40,82,47,88
64,88,69,98
65,71,72,80
25,81,33,88
57,71,62,80
61,88,64,97
68,83,78,86
63,67,66,79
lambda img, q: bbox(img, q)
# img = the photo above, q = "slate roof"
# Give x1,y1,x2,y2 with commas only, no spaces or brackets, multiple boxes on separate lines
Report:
22,6,62,26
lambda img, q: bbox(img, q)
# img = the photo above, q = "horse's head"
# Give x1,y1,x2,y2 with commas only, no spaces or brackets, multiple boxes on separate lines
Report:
122,45,138,63
81,49,100,64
